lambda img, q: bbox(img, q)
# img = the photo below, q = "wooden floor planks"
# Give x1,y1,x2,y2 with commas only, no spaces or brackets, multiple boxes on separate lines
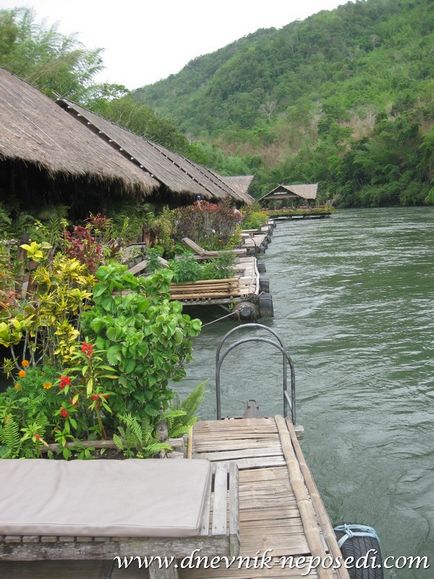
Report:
184,417,347,579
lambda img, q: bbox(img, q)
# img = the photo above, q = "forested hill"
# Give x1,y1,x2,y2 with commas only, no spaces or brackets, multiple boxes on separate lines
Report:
134,0,434,206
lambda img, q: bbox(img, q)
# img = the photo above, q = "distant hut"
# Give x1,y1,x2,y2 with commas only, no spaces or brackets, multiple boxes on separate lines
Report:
57,99,253,207
258,184,318,208
0,68,158,219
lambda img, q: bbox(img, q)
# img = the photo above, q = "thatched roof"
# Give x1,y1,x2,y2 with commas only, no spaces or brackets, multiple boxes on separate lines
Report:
220,175,255,204
58,99,248,204
259,183,318,202
0,68,158,196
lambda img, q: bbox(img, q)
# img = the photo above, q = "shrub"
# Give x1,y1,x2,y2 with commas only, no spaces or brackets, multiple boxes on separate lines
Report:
167,254,235,283
242,203,269,229
0,248,95,366
0,242,17,323
173,201,239,250
63,225,104,273
81,263,202,422
0,261,203,459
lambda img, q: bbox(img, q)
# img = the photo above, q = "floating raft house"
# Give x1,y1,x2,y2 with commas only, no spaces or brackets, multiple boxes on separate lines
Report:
258,184,332,220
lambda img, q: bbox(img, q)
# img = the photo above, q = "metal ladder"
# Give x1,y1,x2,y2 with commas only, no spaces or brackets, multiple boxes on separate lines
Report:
215,323,296,424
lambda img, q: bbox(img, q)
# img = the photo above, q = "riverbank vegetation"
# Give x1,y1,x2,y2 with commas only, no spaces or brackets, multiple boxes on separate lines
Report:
267,206,335,218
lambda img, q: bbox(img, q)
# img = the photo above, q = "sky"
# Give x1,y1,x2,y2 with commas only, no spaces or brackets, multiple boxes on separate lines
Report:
1,0,349,89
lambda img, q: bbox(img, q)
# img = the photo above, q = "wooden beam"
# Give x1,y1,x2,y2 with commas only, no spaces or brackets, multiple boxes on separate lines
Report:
274,416,334,579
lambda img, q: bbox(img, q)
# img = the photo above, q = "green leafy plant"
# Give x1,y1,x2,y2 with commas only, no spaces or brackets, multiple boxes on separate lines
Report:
242,206,269,229
169,255,201,282
0,205,12,239
82,263,201,424
113,414,172,458
167,254,235,283
164,382,206,438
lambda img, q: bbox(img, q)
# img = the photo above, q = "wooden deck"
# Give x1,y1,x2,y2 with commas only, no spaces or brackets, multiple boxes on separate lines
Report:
235,256,258,297
242,233,267,252
170,256,259,305
185,417,349,579
272,213,331,221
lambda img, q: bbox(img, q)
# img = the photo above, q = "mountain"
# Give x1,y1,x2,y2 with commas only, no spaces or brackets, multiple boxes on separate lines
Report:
133,0,434,206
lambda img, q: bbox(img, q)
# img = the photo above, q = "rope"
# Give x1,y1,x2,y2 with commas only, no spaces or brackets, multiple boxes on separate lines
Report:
334,524,380,548
202,311,234,327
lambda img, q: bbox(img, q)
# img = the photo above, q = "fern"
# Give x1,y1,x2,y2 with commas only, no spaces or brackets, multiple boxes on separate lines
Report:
181,382,206,417
114,414,171,458
0,415,21,458
170,417,198,439
164,382,206,438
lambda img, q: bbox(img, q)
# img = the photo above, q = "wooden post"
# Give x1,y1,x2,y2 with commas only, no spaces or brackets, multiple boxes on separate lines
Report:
149,559,179,579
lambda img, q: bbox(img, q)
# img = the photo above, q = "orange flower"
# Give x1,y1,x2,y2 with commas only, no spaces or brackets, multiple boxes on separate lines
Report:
14,383,21,391
18,370,26,378
43,382,53,390
21,360,30,368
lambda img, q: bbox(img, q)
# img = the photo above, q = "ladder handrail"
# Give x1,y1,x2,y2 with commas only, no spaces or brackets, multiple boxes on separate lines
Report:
216,323,285,358
215,325,296,424
216,324,287,416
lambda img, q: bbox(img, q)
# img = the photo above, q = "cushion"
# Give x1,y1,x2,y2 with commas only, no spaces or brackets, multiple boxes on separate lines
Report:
0,459,211,537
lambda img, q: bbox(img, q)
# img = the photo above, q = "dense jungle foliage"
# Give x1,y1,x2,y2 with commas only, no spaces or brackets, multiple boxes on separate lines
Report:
134,0,434,206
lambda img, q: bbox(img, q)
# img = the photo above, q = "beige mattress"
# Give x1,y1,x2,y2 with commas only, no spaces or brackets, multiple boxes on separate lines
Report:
0,459,211,537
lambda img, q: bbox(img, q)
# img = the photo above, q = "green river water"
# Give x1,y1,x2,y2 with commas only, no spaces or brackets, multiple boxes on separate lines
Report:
177,207,434,578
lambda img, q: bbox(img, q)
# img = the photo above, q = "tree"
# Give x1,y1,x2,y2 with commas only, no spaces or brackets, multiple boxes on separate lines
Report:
0,8,103,101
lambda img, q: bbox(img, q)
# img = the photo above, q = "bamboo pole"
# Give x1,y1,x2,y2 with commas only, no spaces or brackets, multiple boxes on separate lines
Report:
187,427,193,459
275,415,334,579
170,277,238,287
40,437,185,454
285,418,350,579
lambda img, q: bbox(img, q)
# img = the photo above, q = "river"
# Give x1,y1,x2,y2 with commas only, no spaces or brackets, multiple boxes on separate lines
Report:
177,207,434,578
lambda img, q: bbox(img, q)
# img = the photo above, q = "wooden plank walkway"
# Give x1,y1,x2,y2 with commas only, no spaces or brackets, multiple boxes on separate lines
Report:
235,256,258,296
184,417,349,579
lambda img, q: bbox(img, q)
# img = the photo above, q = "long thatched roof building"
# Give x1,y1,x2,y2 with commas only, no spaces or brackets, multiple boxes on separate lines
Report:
0,67,254,217
57,99,254,205
0,68,158,204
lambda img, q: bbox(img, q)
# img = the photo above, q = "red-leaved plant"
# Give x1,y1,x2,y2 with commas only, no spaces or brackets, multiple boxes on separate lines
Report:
63,226,103,273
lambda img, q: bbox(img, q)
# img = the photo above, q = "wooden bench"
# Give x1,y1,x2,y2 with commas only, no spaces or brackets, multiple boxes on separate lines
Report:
0,460,239,579
182,238,248,259
170,278,241,301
